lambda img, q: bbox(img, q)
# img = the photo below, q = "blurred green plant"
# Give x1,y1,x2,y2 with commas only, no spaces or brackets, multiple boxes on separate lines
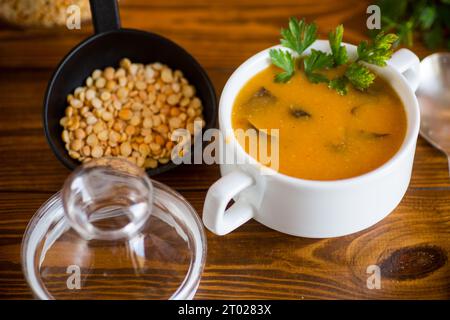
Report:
374,0,450,50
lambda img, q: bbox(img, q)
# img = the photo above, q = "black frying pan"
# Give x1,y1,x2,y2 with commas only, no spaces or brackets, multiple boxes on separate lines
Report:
44,0,217,175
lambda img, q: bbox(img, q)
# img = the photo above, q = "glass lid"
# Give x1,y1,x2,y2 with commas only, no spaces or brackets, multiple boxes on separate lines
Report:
21,158,206,300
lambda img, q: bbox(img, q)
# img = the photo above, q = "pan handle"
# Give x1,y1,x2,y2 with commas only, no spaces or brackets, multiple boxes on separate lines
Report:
89,0,121,34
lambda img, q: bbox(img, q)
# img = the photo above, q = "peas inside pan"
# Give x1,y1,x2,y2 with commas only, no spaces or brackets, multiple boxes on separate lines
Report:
43,0,217,176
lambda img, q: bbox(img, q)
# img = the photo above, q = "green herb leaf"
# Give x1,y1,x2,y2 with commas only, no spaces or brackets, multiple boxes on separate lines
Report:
419,6,437,30
397,19,414,47
280,17,317,55
328,77,348,95
377,0,408,22
304,49,334,74
357,32,398,66
269,49,295,83
345,62,375,91
303,49,333,84
328,25,348,66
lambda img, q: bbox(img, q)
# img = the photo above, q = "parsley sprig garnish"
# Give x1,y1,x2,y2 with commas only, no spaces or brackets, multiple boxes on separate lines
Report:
269,17,317,83
303,49,333,83
344,63,376,91
269,17,399,95
328,77,348,95
357,32,399,66
328,24,348,66
344,32,398,91
269,49,295,83
280,17,318,55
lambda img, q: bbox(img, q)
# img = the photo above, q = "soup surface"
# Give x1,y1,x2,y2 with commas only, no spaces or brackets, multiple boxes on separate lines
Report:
232,65,407,180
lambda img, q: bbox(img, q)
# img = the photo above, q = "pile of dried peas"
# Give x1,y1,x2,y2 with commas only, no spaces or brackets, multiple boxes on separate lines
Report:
60,58,205,169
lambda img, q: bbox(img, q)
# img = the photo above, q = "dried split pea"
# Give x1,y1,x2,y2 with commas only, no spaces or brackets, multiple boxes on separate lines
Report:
91,146,103,158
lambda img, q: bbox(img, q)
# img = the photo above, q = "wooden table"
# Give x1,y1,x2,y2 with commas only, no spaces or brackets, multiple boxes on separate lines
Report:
0,0,449,300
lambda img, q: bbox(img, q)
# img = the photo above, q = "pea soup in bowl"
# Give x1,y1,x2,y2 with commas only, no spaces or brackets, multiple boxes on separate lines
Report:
203,41,420,238
232,62,407,181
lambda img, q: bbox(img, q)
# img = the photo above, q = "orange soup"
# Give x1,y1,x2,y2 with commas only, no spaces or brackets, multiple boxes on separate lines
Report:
232,65,407,180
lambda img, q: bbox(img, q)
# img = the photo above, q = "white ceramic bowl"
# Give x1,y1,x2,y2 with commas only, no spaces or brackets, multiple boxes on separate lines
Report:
203,41,421,238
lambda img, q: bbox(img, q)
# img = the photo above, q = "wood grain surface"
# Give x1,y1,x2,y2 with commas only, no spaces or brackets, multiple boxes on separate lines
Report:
0,0,449,299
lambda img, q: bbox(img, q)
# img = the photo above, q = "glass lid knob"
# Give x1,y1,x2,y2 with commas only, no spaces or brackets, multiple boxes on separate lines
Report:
62,158,153,241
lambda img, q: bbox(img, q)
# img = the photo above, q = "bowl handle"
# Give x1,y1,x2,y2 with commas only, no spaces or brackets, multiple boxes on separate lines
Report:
203,170,255,235
89,0,121,34
388,48,420,92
